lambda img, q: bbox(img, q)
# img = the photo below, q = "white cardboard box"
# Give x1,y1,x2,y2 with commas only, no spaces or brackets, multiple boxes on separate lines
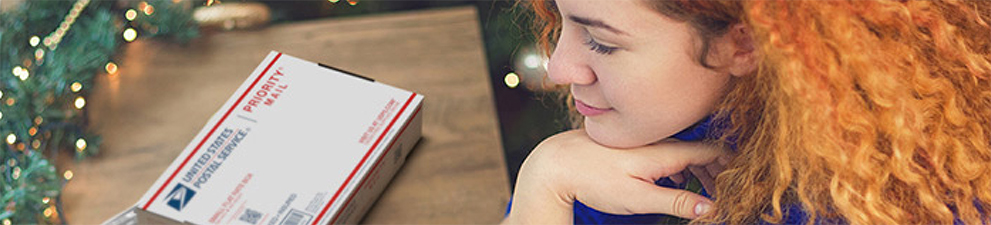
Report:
104,51,424,225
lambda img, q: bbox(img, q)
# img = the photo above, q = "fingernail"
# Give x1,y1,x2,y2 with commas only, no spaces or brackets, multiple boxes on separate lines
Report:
694,202,712,216
718,155,731,165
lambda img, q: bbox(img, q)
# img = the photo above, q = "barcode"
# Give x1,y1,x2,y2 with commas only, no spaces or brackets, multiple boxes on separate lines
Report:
240,208,262,224
279,209,313,225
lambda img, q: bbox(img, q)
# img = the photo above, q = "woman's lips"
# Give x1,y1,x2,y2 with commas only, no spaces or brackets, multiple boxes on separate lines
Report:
575,100,613,116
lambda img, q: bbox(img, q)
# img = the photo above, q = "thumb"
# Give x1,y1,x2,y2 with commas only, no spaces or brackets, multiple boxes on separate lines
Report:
625,181,714,219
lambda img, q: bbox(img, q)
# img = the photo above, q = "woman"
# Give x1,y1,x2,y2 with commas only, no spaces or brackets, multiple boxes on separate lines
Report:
504,0,991,224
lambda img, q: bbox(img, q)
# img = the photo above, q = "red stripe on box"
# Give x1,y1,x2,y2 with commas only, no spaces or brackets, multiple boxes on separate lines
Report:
311,93,417,225
142,52,283,210
328,104,421,224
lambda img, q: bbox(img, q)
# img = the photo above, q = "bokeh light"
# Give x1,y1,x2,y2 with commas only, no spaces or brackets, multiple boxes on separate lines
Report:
504,72,520,88
71,82,83,92
523,54,541,69
29,36,40,47
74,96,86,109
6,133,15,145
125,9,138,21
105,62,118,74
123,28,138,42
76,138,87,152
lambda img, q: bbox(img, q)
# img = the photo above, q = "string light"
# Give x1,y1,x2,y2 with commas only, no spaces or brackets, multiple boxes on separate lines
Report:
0,89,3,98
6,159,14,167
105,62,118,74
29,36,40,47
43,207,53,218
504,72,520,88
11,167,20,180
28,127,37,136
35,48,45,61
71,82,83,92
34,116,43,125
5,98,14,106
64,170,74,180
74,96,86,109
3,218,10,225
32,140,40,149
347,0,358,5
142,2,155,15
12,66,29,80
125,9,137,21
6,133,15,145
206,0,219,6
42,197,50,204
123,28,138,42
329,0,339,2
0,111,3,120
12,66,24,76
76,138,87,152
44,0,90,50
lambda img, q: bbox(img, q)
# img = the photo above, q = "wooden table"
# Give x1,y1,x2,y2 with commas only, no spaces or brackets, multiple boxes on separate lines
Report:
60,6,510,224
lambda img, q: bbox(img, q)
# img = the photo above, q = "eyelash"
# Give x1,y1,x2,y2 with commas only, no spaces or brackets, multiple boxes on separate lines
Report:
584,37,618,55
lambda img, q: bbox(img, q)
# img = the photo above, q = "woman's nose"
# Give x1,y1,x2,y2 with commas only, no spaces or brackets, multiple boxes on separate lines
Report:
546,35,597,86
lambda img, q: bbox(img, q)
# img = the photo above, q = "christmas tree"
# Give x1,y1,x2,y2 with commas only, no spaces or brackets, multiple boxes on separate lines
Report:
0,0,198,224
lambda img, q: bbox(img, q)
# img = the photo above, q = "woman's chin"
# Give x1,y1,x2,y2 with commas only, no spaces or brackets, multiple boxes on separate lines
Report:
583,119,655,149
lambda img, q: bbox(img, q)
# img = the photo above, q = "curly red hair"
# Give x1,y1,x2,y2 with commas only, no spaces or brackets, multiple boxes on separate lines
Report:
526,0,991,224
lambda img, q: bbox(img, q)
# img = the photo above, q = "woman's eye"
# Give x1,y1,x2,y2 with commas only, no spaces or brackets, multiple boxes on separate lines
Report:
584,38,617,55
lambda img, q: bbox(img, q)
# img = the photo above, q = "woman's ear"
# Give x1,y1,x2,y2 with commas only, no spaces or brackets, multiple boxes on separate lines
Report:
711,24,758,77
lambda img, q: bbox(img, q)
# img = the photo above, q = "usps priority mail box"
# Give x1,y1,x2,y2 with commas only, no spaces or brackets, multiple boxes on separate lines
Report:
103,51,423,225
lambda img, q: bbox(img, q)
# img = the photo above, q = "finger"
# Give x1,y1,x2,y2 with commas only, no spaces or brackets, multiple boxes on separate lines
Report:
622,181,713,219
670,173,685,184
632,141,728,177
682,170,694,184
703,163,724,196
705,161,725,179
717,154,732,166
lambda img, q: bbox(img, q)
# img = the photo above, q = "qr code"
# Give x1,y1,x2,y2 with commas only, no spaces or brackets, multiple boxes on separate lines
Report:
239,208,262,224
279,209,313,225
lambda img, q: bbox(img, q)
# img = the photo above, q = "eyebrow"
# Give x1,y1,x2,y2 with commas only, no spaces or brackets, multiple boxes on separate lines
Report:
567,15,628,35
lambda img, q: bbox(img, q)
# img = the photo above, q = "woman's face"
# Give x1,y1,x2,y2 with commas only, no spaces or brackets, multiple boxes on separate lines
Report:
548,0,733,148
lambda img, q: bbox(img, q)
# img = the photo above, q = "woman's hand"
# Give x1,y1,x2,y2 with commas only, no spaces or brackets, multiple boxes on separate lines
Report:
671,153,732,197
504,129,730,224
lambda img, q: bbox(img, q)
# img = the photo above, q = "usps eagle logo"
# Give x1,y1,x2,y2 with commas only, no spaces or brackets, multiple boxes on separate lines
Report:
165,183,196,211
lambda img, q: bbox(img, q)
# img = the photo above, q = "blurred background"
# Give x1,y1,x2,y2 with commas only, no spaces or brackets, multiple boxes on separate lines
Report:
1,0,569,223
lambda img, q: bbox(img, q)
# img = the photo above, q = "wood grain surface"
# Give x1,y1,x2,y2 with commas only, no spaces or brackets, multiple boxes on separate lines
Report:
60,6,510,224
